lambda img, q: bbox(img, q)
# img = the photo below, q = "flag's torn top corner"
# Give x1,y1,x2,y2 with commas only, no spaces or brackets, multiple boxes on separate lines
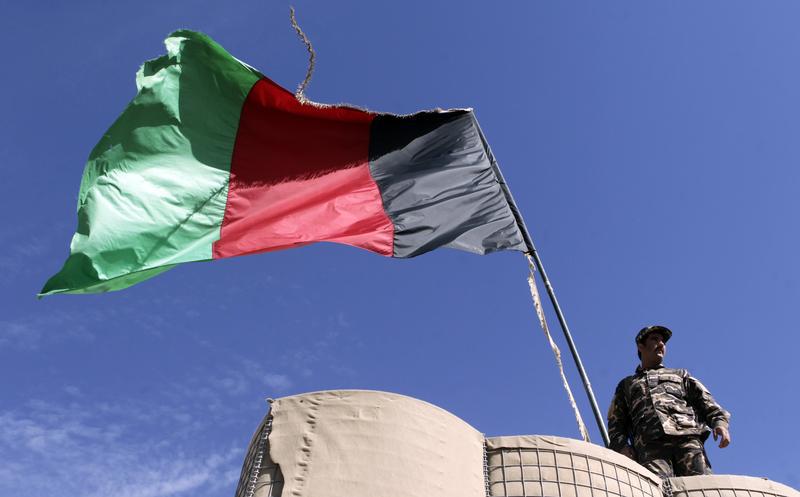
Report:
372,106,475,117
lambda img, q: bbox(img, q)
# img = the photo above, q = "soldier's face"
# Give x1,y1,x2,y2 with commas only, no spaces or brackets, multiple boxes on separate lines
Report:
638,332,667,366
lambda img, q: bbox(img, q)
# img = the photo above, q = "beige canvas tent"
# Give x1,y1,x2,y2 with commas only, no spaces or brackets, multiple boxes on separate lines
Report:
233,390,798,497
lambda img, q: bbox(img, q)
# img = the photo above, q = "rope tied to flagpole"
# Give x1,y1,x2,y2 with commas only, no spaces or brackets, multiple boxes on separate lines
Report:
526,254,591,443
289,7,316,103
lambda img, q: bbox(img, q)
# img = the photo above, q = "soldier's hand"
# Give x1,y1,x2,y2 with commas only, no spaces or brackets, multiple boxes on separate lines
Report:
713,426,731,448
620,446,636,460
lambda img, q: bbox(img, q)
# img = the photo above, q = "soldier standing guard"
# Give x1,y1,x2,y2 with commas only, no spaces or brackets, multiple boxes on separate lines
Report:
607,325,731,478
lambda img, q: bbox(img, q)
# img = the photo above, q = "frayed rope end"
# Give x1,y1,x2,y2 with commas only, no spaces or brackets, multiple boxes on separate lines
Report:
289,6,316,103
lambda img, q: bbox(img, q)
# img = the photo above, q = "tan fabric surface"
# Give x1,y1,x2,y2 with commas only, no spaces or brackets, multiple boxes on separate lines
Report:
269,390,485,497
670,475,800,497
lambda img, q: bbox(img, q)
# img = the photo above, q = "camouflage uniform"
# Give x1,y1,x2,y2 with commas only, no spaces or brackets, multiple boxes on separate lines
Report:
607,365,730,478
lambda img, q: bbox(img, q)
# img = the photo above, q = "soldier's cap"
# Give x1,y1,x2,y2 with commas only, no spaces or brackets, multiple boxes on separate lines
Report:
635,325,672,344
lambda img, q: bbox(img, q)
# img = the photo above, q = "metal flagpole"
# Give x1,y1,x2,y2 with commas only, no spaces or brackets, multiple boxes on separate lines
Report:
477,124,612,447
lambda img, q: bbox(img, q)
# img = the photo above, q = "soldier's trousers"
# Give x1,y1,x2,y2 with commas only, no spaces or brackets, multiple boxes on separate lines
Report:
636,435,711,479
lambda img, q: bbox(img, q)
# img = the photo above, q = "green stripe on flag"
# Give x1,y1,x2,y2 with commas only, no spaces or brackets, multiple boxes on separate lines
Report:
40,31,261,296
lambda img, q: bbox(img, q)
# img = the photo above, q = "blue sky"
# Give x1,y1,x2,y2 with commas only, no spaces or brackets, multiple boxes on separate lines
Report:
2,2,799,496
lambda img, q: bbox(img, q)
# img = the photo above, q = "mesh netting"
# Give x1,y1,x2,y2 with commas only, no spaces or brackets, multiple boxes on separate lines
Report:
670,476,799,497
234,413,284,497
486,436,662,497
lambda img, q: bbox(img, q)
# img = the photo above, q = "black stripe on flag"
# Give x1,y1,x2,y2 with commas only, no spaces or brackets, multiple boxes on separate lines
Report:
369,110,527,258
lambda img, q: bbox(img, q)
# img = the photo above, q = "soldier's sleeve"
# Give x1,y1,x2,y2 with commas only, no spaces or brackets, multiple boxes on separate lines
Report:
684,371,730,430
607,379,632,452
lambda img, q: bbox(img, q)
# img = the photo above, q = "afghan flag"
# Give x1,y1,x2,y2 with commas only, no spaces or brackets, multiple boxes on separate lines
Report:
40,30,527,297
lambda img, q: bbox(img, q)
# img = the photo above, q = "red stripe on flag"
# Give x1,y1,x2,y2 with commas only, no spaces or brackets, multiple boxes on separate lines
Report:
212,78,394,259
